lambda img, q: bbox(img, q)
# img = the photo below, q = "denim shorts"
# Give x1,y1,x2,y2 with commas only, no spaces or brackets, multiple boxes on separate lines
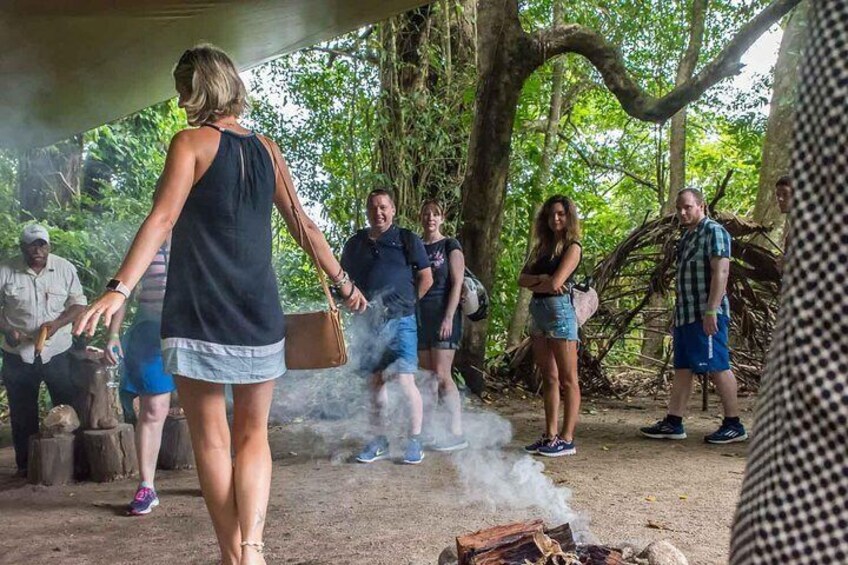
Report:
355,314,419,375
673,315,730,373
529,295,580,341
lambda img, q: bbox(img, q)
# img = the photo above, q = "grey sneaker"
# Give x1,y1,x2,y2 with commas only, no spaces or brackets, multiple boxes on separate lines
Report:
432,434,469,452
402,437,425,464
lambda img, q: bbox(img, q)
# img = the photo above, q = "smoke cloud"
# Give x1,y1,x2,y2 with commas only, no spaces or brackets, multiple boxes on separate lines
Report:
269,299,593,541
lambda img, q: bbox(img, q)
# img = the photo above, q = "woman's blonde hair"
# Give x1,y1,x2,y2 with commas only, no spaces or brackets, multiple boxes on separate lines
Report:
420,199,445,217
530,195,581,261
173,44,247,126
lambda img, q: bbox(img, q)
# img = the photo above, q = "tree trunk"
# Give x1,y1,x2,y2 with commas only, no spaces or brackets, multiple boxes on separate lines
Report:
751,2,808,240
642,0,707,366
18,135,83,219
506,0,566,350
457,0,536,370
377,2,476,224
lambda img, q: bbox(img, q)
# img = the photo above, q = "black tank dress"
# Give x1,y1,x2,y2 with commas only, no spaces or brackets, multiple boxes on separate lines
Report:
161,125,286,383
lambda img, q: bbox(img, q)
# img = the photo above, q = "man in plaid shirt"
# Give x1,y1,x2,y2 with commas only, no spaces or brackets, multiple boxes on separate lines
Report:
641,188,747,444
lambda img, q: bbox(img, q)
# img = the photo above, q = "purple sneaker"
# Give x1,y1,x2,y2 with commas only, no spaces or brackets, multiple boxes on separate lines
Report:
537,436,576,457
128,486,159,516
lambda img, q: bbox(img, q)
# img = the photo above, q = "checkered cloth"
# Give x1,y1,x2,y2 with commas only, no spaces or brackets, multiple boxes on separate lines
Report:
674,217,731,326
730,1,848,562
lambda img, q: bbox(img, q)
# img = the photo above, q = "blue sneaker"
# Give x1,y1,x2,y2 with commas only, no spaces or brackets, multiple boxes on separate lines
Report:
640,419,687,440
704,423,748,444
128,486,159,516
537,436,576,457
356,436,390,463
432,434,469,452
403,437,425,464
524,435,552,454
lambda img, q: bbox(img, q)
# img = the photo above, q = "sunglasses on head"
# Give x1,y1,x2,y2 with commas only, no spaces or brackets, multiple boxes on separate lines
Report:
178,49,194,65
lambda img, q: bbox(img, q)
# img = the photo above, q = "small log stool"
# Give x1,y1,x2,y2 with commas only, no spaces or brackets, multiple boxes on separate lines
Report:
82,423,138,482
27,433,75,486
157,415,194,470
72,358,120,430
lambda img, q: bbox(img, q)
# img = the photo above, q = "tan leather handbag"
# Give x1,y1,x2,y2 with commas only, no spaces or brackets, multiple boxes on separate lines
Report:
262,136,348,370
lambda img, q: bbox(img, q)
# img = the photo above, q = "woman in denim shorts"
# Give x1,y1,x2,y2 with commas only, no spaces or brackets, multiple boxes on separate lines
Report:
518,195,582,457
417,200,468,452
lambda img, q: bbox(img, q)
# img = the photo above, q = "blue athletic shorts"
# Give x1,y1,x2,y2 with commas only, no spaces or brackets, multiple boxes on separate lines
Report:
121,319,176,396
528,295,580,341
673,315,730,373
355,314,419,375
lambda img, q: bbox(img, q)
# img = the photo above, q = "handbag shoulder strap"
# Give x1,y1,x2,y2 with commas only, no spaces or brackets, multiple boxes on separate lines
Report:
256,134,338,312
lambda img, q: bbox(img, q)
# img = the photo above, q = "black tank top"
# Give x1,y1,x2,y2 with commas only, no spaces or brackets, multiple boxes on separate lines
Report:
161,125,285,346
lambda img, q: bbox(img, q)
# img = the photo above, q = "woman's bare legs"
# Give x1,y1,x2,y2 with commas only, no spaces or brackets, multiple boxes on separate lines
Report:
551,339,580,441
136,392,171,486
532,336,559,438
431,348,463,435
231,380,276,565
175,376,241,565
418,350,439,433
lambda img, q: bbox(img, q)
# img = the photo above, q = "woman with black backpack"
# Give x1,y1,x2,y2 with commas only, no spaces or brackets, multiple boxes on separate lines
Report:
417,200,468,452
518,195,583,457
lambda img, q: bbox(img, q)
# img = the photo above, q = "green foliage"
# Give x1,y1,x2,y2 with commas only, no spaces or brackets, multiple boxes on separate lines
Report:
0,0,780,379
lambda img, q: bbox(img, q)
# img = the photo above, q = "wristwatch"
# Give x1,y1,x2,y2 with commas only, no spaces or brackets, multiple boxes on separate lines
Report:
106,279,131,299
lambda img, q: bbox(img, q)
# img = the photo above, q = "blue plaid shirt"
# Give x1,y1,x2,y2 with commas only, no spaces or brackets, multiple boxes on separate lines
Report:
674,217,731,326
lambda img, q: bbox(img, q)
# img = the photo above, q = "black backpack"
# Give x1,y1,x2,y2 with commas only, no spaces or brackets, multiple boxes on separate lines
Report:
398,228,489,321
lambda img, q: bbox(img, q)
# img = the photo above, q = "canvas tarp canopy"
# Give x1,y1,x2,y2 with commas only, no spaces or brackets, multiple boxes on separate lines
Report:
0,1,426,149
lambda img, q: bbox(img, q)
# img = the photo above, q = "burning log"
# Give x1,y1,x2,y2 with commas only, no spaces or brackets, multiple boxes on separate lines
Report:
576,545,626,565
456,520,546,565
455,520,588,565
447,521,687,565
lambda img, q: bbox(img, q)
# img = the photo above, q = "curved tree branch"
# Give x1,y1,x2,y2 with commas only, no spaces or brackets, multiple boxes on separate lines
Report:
535,0,801,122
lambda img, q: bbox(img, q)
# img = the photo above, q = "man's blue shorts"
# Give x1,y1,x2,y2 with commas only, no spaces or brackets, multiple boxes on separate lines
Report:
121,319,176,396
355,314,419,375
673,315,731,373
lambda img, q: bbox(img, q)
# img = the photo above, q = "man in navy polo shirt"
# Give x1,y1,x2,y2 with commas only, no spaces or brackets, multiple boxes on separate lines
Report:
640,188,747,444
342,189,433,464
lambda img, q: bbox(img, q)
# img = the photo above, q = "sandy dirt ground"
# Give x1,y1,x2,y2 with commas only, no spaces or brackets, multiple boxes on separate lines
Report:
0,392,754,565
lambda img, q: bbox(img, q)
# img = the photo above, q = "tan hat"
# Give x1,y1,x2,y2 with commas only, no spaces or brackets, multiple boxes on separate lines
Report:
20,224,50,245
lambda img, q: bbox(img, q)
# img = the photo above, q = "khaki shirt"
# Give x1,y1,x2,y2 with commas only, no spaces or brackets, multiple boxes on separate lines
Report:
0,254,87,364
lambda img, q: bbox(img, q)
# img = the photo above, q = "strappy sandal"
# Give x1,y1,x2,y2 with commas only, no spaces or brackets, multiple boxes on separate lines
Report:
240,540,265,554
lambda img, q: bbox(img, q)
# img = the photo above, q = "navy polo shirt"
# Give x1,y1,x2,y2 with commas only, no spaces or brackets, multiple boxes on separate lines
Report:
341,224,430,319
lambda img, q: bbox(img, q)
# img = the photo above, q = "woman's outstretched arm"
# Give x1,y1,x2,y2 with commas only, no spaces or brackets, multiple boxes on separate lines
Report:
74,131,197,335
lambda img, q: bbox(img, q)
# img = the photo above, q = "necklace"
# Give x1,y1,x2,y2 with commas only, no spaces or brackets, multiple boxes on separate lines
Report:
212,118,240,130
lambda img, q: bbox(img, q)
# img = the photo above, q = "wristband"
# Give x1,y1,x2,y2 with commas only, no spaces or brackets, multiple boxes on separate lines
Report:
705,309,718,316
338,283,356,300
106,278,131,299
331,271,350,289
109,333,120,340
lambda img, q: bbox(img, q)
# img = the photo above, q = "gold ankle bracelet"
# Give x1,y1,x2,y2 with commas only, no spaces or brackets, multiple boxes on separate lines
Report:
240,541,264,554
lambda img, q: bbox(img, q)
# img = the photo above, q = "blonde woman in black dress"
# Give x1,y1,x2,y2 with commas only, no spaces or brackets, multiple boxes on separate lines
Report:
76,45,366,565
